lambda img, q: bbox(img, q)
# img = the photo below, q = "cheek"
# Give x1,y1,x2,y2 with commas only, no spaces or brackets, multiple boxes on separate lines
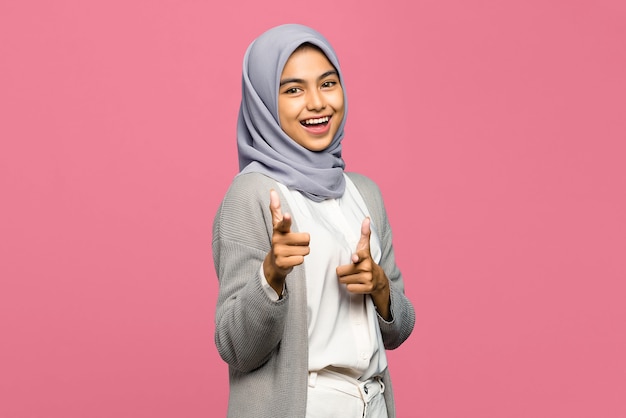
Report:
331,102,345,125
278,100,299,125
330,91,345,113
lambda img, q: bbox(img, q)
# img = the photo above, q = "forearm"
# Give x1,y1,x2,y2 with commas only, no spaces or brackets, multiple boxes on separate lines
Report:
377,279,415,349
215,263,288,372
376,230,415,349
212,174,295,371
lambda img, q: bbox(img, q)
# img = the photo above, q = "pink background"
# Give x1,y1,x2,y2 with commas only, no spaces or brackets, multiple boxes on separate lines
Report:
1,0,625,417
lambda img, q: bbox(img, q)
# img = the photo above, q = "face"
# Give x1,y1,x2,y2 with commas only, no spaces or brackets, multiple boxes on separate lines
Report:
278,46,345,152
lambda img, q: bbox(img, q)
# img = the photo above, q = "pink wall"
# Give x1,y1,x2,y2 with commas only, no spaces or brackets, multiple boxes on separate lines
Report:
1,1,625,417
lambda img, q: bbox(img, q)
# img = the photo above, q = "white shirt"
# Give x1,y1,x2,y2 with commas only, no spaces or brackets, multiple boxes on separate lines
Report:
261,175,388,380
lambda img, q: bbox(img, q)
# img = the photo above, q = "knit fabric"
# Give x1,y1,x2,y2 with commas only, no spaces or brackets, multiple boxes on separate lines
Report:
212,172,415,418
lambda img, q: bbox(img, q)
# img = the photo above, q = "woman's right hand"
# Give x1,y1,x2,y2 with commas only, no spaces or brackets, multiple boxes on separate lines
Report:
263,189,310,296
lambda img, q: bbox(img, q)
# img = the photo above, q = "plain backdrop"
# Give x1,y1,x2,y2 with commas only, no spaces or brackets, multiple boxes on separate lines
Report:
1,1,625,417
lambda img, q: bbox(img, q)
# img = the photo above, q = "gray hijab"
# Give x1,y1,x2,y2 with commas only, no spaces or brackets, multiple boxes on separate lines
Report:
237,24,347,201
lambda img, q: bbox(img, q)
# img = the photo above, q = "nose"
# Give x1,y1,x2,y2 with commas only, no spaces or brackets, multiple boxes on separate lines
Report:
306,89,325,112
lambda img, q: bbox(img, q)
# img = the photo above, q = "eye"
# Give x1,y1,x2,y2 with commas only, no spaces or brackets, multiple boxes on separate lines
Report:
321,80,337,89
283,87,302,94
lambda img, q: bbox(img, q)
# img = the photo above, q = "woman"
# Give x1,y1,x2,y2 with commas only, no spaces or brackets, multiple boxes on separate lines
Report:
213,23,415,417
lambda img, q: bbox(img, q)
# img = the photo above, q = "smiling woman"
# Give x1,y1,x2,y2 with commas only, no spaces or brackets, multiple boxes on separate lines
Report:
212,24,415,418
278,43,345,151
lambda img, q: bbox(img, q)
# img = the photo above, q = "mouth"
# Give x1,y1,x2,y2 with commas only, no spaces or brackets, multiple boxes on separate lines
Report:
300,116,330,127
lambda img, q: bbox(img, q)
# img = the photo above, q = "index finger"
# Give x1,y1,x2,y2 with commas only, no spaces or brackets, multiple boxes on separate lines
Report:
269,189,283,227
269,189,292,233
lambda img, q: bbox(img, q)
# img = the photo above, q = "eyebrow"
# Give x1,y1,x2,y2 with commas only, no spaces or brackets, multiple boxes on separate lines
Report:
279,70,339,86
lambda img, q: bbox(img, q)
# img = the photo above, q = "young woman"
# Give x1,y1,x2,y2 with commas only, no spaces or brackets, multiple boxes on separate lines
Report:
212,24,415,418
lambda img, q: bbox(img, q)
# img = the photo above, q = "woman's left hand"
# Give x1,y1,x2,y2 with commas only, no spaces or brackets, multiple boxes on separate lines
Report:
336,218,391,321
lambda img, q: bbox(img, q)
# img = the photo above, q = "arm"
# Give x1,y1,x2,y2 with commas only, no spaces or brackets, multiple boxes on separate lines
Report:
212,175,293,372
346,172,416,350
376,214,415,350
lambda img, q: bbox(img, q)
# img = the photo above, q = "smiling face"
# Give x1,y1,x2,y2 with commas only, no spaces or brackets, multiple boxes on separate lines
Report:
278,45,345,152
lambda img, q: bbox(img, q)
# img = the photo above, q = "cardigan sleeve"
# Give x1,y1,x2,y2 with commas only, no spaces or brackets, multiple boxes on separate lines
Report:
346,172,416,350
212,173,291,372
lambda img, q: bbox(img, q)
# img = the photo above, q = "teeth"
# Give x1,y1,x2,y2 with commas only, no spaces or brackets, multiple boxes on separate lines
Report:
302,116,329,125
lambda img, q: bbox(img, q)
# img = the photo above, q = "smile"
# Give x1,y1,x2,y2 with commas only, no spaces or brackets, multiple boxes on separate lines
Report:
300,116,330,126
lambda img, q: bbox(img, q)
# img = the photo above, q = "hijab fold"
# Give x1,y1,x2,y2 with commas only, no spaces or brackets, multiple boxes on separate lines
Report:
237,24,348,201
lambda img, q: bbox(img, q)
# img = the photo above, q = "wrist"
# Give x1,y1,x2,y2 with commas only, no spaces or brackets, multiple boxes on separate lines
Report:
263,254,286,295
372,267,391,320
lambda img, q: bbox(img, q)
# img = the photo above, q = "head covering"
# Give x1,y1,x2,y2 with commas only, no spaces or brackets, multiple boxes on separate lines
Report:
237,24,347,201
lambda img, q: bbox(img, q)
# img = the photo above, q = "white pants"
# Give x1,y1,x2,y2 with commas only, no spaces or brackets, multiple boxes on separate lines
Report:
306,368,388,418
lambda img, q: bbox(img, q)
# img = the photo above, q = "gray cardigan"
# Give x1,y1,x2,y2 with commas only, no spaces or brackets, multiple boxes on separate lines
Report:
213,172,415,417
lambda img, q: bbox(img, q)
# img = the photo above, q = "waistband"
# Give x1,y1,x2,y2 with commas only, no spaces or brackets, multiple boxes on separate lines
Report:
308,368,385,403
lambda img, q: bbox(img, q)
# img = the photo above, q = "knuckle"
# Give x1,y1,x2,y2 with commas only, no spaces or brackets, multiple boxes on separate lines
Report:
276,259,289,270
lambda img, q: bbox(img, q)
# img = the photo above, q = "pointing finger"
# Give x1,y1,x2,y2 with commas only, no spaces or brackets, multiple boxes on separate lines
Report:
351,217,371,264
269,189,292,233
356,217,371,252
269,189,283,226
